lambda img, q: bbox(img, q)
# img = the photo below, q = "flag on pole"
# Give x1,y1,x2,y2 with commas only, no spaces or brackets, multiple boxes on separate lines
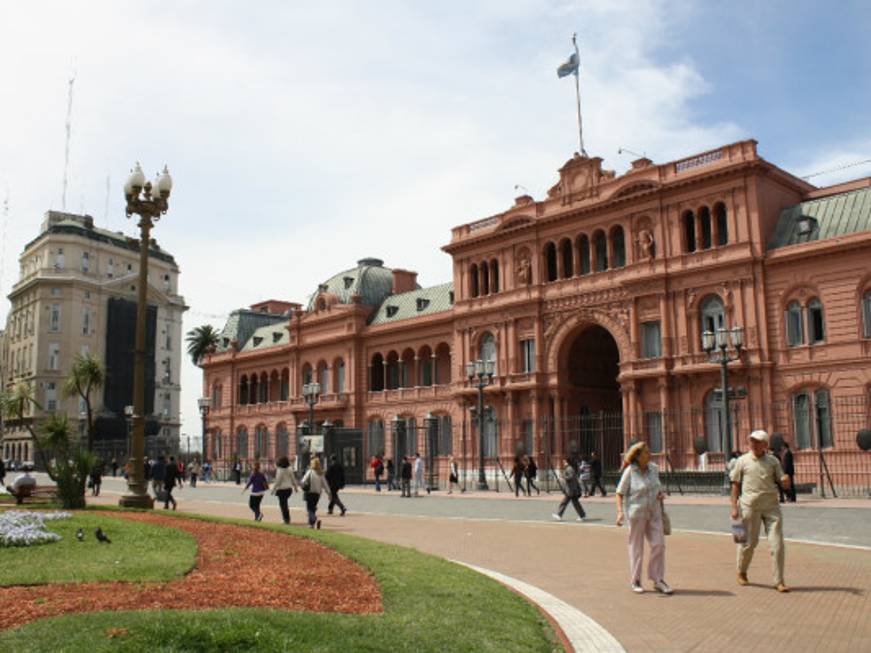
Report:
556,51,579,78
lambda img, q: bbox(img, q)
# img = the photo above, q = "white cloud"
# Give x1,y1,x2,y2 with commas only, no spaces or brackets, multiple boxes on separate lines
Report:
1,0,753,445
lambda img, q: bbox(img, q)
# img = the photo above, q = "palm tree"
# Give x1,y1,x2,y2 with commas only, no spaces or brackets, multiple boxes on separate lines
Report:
62,353,105,451
1,382,53,480
186,324,221,366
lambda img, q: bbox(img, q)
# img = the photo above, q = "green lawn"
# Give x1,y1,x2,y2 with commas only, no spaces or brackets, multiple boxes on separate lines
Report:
0,512,197,586
0,511,563,653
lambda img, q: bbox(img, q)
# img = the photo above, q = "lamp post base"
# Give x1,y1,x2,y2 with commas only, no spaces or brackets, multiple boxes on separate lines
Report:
118,492,154,509
477,480,489,491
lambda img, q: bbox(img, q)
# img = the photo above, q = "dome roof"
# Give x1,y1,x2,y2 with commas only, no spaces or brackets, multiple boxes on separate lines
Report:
306,258,402,311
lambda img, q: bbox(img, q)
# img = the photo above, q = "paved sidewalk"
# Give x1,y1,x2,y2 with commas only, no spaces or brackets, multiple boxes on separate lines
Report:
90,489,871,653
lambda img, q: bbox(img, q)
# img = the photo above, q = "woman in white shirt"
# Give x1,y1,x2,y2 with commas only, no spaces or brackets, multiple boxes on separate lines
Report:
300,457,331,529
615,442,673,595
271,456,300,524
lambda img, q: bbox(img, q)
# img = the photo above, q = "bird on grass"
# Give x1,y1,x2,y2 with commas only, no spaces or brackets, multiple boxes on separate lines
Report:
75,528,85,542
95,527,111,544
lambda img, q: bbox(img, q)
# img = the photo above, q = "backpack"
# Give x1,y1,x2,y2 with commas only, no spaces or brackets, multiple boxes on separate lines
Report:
375,461,384,475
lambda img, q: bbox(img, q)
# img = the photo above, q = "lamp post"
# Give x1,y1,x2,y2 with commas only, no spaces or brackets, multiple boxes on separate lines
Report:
119,162,172,509
302,382,321,467
702,326,744,461
466,358,495,491
197,397,211,461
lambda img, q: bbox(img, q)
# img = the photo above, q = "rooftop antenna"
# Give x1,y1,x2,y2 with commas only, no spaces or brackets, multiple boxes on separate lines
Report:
802,158,871,181
618,147,646,159
514,184,529,194
61,69,76,211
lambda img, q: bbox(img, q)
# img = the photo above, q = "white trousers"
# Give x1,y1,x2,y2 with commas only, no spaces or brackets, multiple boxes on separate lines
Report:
627,512,666,583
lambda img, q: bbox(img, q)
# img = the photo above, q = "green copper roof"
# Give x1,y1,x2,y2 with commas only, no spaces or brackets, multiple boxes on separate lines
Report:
306,258,400,310
217,309,287,351
240,323,289,352
769,186,871,250
369,282,454,325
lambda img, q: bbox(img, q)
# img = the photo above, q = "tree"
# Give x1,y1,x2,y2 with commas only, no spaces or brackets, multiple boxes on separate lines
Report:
186,324,221,366
63,352,105,451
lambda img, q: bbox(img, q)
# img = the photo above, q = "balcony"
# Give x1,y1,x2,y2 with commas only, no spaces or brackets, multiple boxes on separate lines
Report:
367,384,453,403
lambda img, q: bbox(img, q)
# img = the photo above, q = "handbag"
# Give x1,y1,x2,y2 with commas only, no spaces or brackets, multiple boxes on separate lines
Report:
301,473,311,493
660,500,671,536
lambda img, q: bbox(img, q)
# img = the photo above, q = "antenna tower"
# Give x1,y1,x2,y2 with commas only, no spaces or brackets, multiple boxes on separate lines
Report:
61,72,76,210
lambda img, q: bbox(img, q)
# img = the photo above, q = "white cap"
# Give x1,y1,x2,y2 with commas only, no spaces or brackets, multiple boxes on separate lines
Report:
749,430,769,444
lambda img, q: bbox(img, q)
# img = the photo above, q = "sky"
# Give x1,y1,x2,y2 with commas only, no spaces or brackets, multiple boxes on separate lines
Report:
1,0,870,449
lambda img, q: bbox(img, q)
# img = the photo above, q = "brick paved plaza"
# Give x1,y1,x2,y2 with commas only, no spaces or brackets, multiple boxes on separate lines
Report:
86,475,871,653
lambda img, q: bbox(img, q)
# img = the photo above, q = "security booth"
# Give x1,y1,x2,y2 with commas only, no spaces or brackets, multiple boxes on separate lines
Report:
323,426,365,485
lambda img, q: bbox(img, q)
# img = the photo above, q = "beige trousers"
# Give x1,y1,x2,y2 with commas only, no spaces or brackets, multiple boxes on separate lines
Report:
737,502,785,585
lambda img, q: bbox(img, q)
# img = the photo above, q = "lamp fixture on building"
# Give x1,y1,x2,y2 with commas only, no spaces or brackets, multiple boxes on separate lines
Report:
702,326,744,461
119,162,172,509
197,397,211,461
466,358,495,491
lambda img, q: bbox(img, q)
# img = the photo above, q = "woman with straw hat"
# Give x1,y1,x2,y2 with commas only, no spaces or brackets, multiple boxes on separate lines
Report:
615,441,673,595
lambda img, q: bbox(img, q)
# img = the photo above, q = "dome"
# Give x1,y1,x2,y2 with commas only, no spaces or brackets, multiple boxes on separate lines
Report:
306,258,398,311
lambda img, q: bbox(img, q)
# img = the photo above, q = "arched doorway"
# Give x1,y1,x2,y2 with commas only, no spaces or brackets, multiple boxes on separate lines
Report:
558,324,623,469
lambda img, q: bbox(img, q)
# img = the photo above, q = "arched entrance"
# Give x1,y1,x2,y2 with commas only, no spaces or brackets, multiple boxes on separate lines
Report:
558,324,623,470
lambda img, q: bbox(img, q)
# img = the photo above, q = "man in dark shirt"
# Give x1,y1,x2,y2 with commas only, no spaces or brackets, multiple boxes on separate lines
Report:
590,451,607,497
163,456,179,510
325,455,347,516
400,456,413,497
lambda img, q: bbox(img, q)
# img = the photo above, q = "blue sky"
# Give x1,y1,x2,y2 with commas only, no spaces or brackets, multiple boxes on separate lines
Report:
1,0,869,441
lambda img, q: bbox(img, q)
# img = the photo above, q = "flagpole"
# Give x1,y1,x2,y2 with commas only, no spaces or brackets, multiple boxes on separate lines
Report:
572,33,586,157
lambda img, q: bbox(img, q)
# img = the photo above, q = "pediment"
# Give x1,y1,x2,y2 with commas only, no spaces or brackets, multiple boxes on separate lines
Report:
610,180,660,199
498,214,535,231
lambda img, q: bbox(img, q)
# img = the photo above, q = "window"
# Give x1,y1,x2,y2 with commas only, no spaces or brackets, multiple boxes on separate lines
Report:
54,248,65,269
612,227,626,268
51,287,61,296
254,426,268,458
545,243,557,282
319,364,329,394
45,382,57,412
594,231,608,271
700,295,726,339
212,383,222,408
127,263,133,272
520,339,535,373
163,273,171,291
715,203,728,246
864,291,871,338
280,372,289,401
578,235,591,274
49,304,61,332
816,390,832,448
793,389,833,450
684,211,696,252
490,260,500,293
48,343,60,370
421,357,433,386
786,301,804,346
479,332,497,364
808,298,825,343
437,415,453,455
646,411,663,453
107,258,114,278
336,361,346,393
82,307,91,335
258,376,268,403
81,251,90,273
560,239,573,278
699,206,712,249
481,407,498,458
704,391,727,453
236,427,249,458
523,419,534,455
641,321,662,358
469,263,479,297
368,419,385,457
276,424,289,458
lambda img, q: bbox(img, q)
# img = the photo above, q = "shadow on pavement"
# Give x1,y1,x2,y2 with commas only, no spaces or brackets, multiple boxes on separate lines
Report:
790,586,864,595
672,589,735,596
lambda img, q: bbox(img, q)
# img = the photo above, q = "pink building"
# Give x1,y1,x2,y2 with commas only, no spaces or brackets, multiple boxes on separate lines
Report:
201,140,871,493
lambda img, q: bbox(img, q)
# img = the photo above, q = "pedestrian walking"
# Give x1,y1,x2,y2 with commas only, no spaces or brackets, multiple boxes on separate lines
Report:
0,458,5,486
111,458,119,477
176,460,186,488
413,452,425,496
578,455,592,497
447,455,462,494
326,454,347,516
400,456,412,497
188,459,201,488
371,455,384,492
512,456,527,497
386,458,396,491
590,452,606,497
242,461,269,521
163,456,179,510
779,442,796,503
271,456,299,524
150,455,167,498
553,457,586,521
202,460,212,483
730,430,791,592
524,456,540,495
89,461,103,497
233,459,242,485
615,442,672,595
300,458,331,529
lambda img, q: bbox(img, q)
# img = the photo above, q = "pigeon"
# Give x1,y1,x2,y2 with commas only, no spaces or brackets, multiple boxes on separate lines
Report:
76,528,85,542
95,527,112,544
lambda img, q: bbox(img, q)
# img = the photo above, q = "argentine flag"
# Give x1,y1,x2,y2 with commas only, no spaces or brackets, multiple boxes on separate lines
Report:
557,52,579,78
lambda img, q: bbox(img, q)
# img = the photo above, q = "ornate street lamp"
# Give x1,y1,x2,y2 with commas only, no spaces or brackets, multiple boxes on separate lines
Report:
119,163,172,509
702,326,744,460
198,397,211,461
301,382,321,466
466,358,495,491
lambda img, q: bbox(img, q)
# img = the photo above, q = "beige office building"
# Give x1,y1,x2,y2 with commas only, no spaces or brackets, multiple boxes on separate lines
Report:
1,211,187,464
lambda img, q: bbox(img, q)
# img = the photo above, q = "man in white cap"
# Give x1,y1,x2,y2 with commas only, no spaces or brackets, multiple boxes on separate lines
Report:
730,429,791,592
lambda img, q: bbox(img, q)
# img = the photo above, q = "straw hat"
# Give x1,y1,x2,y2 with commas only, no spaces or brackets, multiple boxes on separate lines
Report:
624,441,648,465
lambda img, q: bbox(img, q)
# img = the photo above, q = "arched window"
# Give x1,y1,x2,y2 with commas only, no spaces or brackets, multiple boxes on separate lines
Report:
863,290,871,338
435,342,452,384
481,261,490,295
386,351,400,390
318,361,329,393
276,423,289,458
560,239,573,278
490,259,500,293
249,375,259,404
418,345,433,386
280,368,289,401
236,426,249,459
436,414,453,456
578,235,590,275
593,231,608,272
700,295,726,341
611,226,626,268
335,359,346,393
544,243,558,282
786,301,804,346
370,354,384,391
301,363,312,386
258,372,268,403
808,298,825,343
367,418,385,457
479,332,497,363
715,203,728,246
704,391,728,453
238,376,249,405
469,263,479,298
699,206,712,249
212,382,221,408
793,389,832,450
399,349,415,388
684,211,696,252
254,425,268,458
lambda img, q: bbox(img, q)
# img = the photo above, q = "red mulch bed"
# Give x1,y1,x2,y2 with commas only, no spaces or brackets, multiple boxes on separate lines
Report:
0,512,382,630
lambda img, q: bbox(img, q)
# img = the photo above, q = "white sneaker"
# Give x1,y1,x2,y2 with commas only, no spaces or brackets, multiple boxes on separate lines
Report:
631,581,644,594
552,513,563,521
576,517,585,522
654,580,673,595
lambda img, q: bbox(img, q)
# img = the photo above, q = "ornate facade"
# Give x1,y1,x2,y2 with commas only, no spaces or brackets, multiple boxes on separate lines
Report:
201,140,871,490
